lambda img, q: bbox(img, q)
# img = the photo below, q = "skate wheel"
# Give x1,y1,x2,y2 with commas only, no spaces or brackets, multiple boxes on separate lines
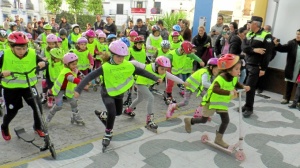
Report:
235,151,245,161
49,143,57,159
201,134,209,143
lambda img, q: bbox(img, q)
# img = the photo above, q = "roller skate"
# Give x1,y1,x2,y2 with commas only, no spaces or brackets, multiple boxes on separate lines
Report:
123,107,135,118
163,92,176,105
40,93,47,104
47,97,53,108
123,92,132,106
95,110,107,126
193,106,211,121
166,103,177,119
145,114,158,133
71,111,85,125
102,129,113,152
179,89,185,97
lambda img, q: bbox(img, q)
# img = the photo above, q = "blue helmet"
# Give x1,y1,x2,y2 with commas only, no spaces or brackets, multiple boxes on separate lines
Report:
172,25,181,32
107,34,117,41
120,37,130,47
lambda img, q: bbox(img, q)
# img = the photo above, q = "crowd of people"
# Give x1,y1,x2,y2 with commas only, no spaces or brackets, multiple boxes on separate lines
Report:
0,13,300,152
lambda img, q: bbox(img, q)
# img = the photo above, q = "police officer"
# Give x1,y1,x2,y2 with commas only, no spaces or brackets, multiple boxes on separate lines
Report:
242,16,273,118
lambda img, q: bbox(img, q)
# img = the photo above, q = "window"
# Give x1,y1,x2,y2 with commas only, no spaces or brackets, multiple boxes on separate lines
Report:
137,1,143,8
154,2,161,14
117,4,123,14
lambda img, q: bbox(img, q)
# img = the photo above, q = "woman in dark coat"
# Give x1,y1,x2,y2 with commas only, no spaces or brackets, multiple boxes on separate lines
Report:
274,29,300,105
192,26,211,69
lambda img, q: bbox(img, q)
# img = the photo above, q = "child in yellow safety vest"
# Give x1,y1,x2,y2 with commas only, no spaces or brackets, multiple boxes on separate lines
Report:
166,58,219,119
130,36,147,63
155,40,171,58
124,56,188,132
58,28,70,54
74,37,94,76
35,24,53,53
0,30,9,51
0,32,47,141
46,52,86,125
170,31,182,50
85,30,98,58
26,33,35,49
68,24,81,49
168,25,184,43
95,32,109,69
146,25,163,62
74,40,161,150
165,41,205,104
129,30,138,48
44,48,64,108
120,37,131,61
184,54,250,148
40,34,58,105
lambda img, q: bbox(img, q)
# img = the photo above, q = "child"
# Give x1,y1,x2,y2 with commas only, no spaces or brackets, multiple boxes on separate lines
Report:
130,36,147,63
44,48,64,108
74,40,161,149
85,30,98,58
68,24,81,49
1,32,46,141
35,24,53,53
6,22,17,35
166,58,219,119
146,25,163,62
168,25,184,42
59,28,70,54
184,54,250,148
73,37,94,77
46,52,85,125
156,40,171,57
57,37,62,48
106,34,117,46
0,30,9,51
129,30,138,48
165,41,205,103
95,32,109,69
124,56,188,132
26,33,35,49
170,31,182,50
120,37,131,61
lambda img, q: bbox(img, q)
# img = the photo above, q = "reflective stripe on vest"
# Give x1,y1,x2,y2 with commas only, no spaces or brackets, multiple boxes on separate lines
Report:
246,30,268,42
129,48,146,63
1,48,38,88
102,61,135,96
136,63,165,86
170,50,187,75
74,49,90,70
186,68,210,94
148,36,162,54
51,67,77,98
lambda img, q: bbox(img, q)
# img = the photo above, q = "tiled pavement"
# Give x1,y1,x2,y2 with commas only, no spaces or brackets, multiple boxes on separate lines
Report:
1,86,300,168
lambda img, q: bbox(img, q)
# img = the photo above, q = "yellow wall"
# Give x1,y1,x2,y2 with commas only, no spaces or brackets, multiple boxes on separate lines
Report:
253,0,268,25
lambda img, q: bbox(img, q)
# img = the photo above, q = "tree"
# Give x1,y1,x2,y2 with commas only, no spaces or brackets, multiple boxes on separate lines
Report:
44,0,63,14
66,0,86,23
87,0,103,15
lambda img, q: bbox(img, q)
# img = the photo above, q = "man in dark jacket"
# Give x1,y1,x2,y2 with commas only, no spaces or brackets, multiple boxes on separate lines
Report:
133,18,149,40
103,16,117,36
94,14,105,30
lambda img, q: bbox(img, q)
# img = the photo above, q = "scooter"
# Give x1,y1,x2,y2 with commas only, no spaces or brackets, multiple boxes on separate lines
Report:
200,89,246,161
11,66,56,159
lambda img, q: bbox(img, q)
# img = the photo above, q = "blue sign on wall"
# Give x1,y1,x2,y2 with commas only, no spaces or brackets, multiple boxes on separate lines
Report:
192,0,213,37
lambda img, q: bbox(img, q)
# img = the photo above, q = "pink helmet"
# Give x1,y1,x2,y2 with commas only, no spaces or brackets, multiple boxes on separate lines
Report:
46,34,57,43
63,52,78,64
207,58,218,65
172,31,180,37
77,37,88,44
129,30,138,37
57,37,62,42
26,33,32,39
98,32,106,38
109,40,128,56
81,32,86,38
86,29,96,38
95,29,103,36
155,56,171,68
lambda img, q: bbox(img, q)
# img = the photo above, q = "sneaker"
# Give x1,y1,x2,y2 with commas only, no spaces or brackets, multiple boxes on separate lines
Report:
123,107,135,117
257,89,263,94
243,110,253,118
34,128,45,137
281,99,289,104
166,103,177,119
288,103,297,109
1,126,11,141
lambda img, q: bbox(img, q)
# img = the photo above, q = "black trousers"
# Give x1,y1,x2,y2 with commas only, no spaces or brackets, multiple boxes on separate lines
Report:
101,94,123,131
1,86,42,130
245,65,260,110
192,112,229,134
284,81,295,101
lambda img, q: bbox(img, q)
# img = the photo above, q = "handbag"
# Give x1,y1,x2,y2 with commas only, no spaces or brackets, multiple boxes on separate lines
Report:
201,47,213,64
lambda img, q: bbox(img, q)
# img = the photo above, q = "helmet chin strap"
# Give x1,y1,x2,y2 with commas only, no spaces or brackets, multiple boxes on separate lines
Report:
155,64,159,73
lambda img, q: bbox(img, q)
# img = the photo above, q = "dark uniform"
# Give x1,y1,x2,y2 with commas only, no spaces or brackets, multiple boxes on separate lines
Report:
242,16,273,117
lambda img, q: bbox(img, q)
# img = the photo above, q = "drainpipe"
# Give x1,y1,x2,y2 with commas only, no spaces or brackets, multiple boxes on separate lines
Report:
271,0,279,34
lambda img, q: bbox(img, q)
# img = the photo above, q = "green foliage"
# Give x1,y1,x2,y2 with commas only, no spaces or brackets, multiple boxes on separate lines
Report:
150,11,187,32
65,0,86,23
56,11,95,29
87,0,103,15
44,0,63,14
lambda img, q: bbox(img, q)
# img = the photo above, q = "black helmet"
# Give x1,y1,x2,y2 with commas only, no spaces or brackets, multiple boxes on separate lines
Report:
59,28,67,36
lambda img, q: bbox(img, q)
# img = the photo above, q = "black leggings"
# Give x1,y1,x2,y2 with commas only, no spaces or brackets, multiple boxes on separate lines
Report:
101,94,123,130
191,112,229,134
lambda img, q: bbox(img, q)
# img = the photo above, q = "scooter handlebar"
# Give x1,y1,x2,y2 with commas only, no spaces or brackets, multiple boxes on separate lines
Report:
237,89,246,93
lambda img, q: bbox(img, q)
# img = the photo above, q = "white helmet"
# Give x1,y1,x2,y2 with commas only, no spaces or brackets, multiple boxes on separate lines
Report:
0,30,7,37
72,24,80,30
161,40,170,49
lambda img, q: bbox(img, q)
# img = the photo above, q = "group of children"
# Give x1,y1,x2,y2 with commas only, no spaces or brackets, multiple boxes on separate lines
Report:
0,22,251,150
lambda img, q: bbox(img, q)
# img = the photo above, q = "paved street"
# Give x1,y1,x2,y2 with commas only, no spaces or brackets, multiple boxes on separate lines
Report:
1,83,300,168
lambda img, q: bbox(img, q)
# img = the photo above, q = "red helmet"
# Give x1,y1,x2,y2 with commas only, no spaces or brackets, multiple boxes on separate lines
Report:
181,41,193,54
8,31,29,44
129,30,138,37
217,54,240,70
171,31,180,37
134,36,144,43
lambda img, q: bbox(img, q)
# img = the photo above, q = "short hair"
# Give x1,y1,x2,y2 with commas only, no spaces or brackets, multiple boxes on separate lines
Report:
264,25,272,32
198,26,205,31
106,16,111,19
222,25,229,29
253,21,262,27
157,20,164,26
297,29,300,32
230,22,238,30
137,18,142,23
218,15,224,20
178,19,182,22
129,20,133,23
238,27,246,34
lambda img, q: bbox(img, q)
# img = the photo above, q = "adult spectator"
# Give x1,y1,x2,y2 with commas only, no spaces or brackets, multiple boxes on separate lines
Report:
274,29,300,105
40,17,48,25
229,27,247,83
59,17,72,35
214,25,229,57
3,17,10,30
133,18,149,40
157,19,169,40
14,15,19,21
35,21,44,36
50,17,59,31
15,19,25,31
180,19,192,41
94,14,105,30
20,18,26,27
124,20,134,37
25,22,34,37
177,19,182,25
241,16,273,118
103,16,117,36
192,26,211,68
210,15,224,55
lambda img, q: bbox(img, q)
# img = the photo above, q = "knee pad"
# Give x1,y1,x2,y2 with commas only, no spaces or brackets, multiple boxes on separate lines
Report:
42,79,47,88
70,99,78,109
